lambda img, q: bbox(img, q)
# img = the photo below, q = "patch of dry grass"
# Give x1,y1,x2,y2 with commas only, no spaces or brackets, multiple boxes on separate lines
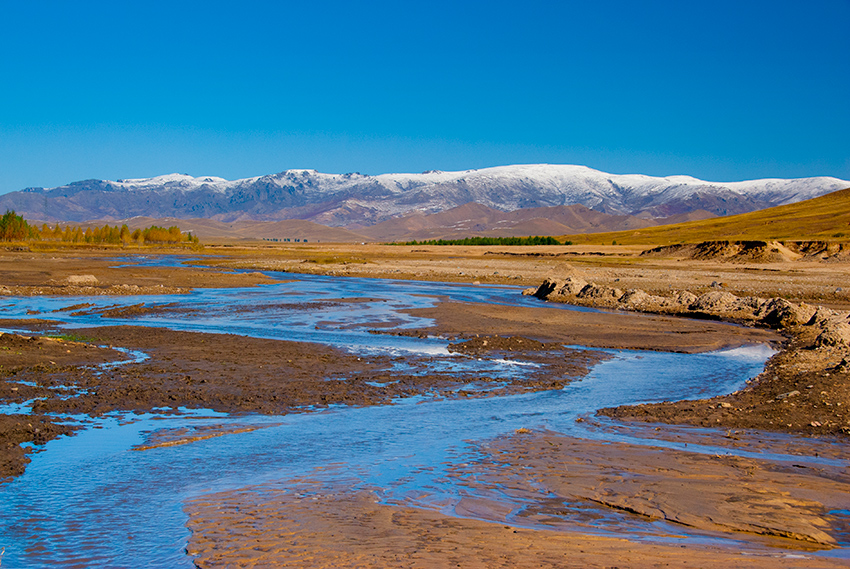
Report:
562,187,850,246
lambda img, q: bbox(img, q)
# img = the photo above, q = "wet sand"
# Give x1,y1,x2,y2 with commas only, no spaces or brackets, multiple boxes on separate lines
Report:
183,427,850,567
404,299,781,352
185,480,849,569
452,432,850,547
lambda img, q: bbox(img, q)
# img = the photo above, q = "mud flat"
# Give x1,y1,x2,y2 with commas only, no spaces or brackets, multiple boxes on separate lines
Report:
0,250,282,296
454,432,850,548
0,320,605,482
0,331,125,481
185,473,849,569
1,250,848,566
399,299,779,353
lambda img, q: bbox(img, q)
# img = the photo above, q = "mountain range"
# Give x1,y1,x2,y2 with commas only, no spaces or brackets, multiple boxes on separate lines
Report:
2,164,847,241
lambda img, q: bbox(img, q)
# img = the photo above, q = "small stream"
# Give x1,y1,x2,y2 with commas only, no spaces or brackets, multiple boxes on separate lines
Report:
0,259,840,567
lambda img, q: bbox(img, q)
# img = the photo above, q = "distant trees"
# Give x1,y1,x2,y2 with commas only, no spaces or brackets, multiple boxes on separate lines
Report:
0,210,38,241
0,210,200,246
400,236,565,246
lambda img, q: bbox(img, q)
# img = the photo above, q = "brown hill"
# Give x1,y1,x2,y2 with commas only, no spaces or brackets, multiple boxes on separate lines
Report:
355,203,680,242
562,187,850,247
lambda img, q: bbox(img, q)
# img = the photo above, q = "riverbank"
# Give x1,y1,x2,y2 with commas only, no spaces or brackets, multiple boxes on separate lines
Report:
194,242,850,310
185,440,850,568
0,331,123,481
526,273,850,436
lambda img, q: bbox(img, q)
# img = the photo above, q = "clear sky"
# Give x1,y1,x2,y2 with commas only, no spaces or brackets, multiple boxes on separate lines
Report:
1,0,848,194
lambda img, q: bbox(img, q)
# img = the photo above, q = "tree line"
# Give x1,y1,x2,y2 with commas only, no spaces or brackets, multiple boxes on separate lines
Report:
400,236,566,246
0,210,199,245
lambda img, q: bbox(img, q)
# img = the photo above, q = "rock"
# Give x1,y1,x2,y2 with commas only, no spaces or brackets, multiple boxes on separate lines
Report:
576,283,622,302
620,289,668,310
832,357,850,373
530,277,588,299
620,289,652,306
557,276,590,296
737,296,765,310
775,390,800,400
815,322,850,348
529,278,559,299
65,274,99,285
689,291,741,312
756,298,817,329
807,306,837,325
670,290,698,307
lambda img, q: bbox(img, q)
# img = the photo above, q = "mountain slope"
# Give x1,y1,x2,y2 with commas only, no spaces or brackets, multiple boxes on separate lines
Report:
106,217,368,243
357,203,661,241
562,187,850,246
2,164,847,227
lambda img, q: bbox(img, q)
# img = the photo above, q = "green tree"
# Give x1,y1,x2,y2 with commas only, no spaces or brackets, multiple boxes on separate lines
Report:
0,210,37,241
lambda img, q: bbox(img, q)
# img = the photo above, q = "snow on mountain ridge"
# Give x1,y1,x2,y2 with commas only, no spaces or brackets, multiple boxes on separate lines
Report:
99,164,848,205
5,164,847,226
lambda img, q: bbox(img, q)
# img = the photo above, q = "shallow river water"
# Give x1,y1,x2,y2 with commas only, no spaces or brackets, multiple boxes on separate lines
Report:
0,259,841,567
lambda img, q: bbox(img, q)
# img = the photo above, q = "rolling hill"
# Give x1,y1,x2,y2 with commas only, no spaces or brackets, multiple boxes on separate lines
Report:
561,187,850,246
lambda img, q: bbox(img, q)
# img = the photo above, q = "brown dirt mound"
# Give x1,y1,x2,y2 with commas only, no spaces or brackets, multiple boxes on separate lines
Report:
641,240,850,263
642,240,799,263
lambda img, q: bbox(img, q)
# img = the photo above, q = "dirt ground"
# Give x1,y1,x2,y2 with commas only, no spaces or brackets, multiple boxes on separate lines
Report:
185,477,850,569
2,245,850,566
3,244,849,308
0,250,282,296
195,242,850,310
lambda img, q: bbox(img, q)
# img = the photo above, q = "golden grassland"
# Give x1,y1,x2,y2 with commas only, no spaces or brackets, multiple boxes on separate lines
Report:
561,187,850,246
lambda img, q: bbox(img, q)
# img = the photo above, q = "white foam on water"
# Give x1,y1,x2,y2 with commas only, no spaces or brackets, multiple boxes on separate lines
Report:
706,343,778,362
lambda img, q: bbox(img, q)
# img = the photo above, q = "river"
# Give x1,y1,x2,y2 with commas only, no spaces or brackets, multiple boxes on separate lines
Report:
1,260,837,567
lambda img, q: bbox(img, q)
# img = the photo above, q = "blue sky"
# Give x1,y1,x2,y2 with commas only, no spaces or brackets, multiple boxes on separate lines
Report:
0,0,848,193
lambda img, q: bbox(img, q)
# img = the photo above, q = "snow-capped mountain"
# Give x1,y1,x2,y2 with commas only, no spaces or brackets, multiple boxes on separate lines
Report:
2,164,847,226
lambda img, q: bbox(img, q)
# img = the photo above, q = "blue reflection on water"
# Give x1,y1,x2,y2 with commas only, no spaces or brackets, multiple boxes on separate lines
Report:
0,345,774,568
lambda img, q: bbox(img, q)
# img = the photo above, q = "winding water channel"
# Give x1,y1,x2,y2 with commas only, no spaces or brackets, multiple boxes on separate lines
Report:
0,258,842,567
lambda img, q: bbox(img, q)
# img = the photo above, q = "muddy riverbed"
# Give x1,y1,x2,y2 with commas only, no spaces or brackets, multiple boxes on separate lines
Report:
0,254,848,568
